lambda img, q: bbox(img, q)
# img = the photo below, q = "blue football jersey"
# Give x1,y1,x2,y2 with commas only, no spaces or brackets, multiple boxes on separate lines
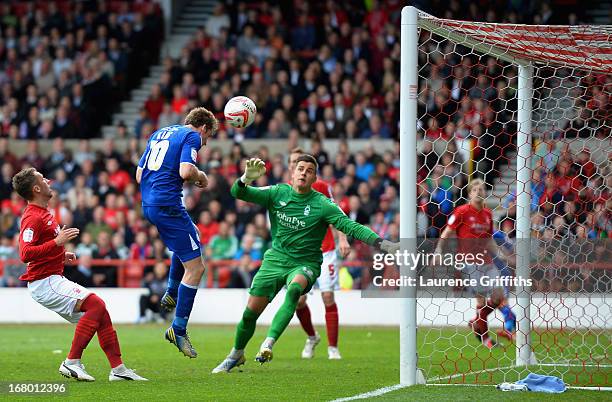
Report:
138,125,202,206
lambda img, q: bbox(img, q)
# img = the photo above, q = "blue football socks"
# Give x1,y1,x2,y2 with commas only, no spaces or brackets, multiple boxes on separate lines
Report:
172,282,198,336
500,304,516,332
167,253,184,299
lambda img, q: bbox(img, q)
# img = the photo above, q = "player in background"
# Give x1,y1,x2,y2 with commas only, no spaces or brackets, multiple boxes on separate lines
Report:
13,168,147,381
212,156,399,373
492,220,517,340
288,148,351,360
435,179,511,348
136,107,218,358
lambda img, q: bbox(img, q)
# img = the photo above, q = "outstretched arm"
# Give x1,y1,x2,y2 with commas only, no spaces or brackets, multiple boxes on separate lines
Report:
322,198,399,254
230,158,273,207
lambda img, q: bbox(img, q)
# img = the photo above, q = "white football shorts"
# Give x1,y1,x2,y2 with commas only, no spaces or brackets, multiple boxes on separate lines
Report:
316,250,339,292
462,263,500,296
27,275,92,324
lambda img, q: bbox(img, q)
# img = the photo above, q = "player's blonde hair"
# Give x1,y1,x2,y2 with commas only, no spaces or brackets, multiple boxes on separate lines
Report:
184,107,218,132
467,178,485,194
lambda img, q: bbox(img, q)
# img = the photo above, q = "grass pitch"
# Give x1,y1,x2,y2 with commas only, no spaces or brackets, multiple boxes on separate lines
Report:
0,324,608,401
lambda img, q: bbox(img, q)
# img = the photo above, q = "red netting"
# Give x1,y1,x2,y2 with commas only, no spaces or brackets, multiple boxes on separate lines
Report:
414,13,611,387
419,11,612,73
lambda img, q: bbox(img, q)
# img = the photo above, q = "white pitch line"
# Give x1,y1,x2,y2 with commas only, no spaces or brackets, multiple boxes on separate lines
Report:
330,384,407,401
537,363,612,368
332,363,612,400
429,365,515,382
568,386,612,391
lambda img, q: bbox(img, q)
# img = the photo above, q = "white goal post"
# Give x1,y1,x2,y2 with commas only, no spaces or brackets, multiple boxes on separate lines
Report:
400,6,611,386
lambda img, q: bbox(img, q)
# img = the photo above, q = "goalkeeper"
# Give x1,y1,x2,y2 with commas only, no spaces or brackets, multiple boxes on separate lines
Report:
212,155,399,373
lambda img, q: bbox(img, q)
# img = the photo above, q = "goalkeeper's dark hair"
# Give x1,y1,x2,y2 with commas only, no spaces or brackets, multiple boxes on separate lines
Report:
296,154,318,171
184,107,219,132
12,167,37,201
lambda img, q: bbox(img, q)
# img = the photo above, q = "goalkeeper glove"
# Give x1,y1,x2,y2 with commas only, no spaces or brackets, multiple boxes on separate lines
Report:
374,238,400,254
240,158,266,184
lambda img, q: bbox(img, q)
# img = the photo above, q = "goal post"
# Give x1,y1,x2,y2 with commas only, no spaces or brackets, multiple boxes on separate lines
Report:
400,5,611,387
515,62,535,368
399,6,419,386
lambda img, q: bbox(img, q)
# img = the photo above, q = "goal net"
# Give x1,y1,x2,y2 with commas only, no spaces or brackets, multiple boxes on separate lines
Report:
399,7,611,388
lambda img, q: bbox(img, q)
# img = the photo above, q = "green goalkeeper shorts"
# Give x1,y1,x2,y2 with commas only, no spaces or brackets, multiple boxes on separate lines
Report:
249,252,321,301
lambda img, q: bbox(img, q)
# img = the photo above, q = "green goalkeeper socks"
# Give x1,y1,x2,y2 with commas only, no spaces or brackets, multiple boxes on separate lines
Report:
267,282,303,340
234,308,260,350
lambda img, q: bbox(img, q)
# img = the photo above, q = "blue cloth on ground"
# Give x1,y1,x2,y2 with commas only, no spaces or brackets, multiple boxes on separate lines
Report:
516,373,566,393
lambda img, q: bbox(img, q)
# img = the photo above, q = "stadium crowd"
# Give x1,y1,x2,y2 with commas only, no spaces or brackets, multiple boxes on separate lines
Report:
0,1,609,297
0,0,163,139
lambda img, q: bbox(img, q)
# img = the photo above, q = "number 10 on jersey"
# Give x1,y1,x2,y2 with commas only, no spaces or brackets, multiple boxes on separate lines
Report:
146,140,169,171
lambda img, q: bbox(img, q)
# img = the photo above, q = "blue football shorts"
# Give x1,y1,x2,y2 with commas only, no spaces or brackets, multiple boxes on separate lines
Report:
142,205,202,262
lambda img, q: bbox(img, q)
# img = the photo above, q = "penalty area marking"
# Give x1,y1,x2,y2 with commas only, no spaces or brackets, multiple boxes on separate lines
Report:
429,365,515,382
330,384,407,401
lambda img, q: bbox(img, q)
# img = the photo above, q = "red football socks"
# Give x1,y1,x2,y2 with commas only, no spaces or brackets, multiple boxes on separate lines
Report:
325,303,339,347
296,305,316,337
67,294,122,367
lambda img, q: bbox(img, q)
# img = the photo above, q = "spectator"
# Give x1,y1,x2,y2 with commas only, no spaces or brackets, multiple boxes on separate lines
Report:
0,234,25,287
91,231,119,287
130,231,153,260
291,14,316,51
196,210,219,246
75,232,97,257
144,84,165,124
206,221,239,261
65,254,94,288
138,262,168,323
86,206,113,240
234,233,263,261
227,254,258,288
205,3,231,39
157,103,180,128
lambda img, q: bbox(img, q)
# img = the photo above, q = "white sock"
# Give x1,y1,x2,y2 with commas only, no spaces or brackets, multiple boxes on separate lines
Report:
262,337,275,349
65,358,80,365
112,364,126,373
228,348,244,359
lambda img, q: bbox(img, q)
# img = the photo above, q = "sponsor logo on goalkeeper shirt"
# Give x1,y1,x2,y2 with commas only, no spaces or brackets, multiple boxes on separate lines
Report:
276,211,306,229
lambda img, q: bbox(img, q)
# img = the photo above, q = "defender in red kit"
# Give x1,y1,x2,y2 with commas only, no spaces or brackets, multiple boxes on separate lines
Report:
13,168,147,382
436,179,514,348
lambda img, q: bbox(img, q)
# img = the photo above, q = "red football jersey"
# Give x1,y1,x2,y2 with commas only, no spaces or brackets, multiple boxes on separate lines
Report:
446,203,493,262
18,204,65,281
312,179,336,253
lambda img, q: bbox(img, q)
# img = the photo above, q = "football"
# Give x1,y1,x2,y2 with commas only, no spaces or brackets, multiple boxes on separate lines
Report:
224,96,257,128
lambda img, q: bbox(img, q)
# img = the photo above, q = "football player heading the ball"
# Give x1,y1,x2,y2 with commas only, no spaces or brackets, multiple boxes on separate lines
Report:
212,156,399,373
136,107,218,358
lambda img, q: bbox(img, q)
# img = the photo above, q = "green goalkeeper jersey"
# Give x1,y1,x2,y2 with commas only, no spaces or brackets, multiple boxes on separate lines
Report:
231,180,379,267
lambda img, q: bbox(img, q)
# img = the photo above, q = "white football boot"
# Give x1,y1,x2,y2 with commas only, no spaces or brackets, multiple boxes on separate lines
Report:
328,346,342,360
301,333,321,359
108,364,148,381
59,360,95,382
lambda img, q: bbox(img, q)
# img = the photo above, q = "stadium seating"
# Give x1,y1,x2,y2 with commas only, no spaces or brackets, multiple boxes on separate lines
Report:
0,1,608,294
